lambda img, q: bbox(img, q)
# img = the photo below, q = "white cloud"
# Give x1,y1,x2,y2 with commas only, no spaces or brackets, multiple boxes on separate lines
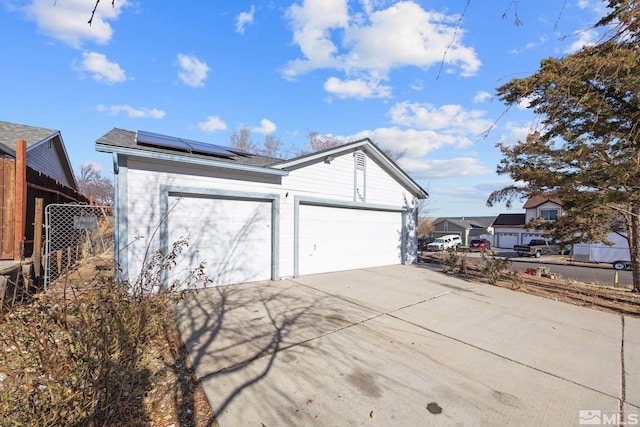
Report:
389,101,492,136
283,0,481,98
22,0,128,48
564,29,598,54
473,91,492,103
410,79,424,91
324,76,391,99
236,5,256,34
198,116,227,132
496,123,534,147
96,104,165,119
177,54,211,87
252,119,277,135
75,51,126,84
347,127,460,158
398,157,491,179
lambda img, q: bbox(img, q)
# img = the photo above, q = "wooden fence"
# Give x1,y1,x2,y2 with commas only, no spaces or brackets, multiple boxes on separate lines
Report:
0,157,89,261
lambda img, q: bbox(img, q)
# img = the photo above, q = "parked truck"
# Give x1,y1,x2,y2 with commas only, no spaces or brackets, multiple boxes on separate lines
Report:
513,239,561,258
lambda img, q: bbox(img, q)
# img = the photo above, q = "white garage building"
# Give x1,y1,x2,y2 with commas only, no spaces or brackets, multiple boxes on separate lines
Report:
96,129,428,289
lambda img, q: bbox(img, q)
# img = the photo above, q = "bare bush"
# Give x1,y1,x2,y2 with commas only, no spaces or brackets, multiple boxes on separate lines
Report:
0,237,209,426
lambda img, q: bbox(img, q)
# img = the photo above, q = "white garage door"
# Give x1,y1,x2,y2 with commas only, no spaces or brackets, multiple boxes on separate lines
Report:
167,196,272,287
298,205,402,276
497,233,519,249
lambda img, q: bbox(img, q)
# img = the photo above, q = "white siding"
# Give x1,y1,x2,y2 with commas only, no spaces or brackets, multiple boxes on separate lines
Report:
121,148,420,285
282,154,355,202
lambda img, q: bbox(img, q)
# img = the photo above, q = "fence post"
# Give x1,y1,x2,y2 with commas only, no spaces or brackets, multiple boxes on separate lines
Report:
33,198,43,281
14,139,27,261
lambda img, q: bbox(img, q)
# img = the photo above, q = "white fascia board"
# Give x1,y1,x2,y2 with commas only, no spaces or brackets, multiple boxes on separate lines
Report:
96,144,289,177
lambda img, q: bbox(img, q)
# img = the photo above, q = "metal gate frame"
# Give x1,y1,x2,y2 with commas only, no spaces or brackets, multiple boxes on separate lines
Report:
43,203,113,289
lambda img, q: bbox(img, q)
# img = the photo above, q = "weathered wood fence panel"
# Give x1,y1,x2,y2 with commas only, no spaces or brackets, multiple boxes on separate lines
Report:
0,158,16,259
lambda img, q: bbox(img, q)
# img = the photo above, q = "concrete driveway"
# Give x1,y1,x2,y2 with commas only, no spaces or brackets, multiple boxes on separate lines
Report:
175,264,640,426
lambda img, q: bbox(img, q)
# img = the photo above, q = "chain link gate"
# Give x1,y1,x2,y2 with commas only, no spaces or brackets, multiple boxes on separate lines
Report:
44,204,114,289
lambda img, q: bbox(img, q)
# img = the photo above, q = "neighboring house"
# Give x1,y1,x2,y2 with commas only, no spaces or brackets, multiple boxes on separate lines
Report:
491,195,564,248
95,129,428,288
430,216,496,245
491,214,526,249
0,121,78,188
523,195,563,223
0,121,86,261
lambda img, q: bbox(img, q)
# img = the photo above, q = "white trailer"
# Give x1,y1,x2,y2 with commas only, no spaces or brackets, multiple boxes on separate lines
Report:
572,233,631,270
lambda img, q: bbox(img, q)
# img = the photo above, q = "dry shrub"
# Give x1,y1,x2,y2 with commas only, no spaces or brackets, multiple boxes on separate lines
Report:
0,238,208,426
481,250,512,285
442,249,468,278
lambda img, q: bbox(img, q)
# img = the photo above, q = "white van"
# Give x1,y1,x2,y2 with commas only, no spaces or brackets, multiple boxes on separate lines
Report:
426,234,462,251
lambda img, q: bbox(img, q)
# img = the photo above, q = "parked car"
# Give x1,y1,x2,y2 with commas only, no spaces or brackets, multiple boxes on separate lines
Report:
417,237,435,251
513,239,561,258
469,238,491,252
426,235,462,251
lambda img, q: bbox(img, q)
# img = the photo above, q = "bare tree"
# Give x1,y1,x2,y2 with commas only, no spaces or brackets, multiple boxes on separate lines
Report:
259,135,291,159
416,198,435,237
229,127,257,153
77,163,114,205
304,131,406,161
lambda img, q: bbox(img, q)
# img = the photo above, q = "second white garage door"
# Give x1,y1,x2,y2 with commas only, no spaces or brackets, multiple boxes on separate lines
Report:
298,204,403,276
167,195,272,288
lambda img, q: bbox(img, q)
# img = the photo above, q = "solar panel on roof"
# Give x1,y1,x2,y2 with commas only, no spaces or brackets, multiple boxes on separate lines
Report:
136,130,237,159
137,130,191,151
182,139,237,157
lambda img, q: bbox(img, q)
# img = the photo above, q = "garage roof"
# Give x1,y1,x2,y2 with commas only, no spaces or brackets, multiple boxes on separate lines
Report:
96,129,428,198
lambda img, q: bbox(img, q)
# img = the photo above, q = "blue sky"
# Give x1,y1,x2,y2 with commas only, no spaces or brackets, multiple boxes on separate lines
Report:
0,0,607,216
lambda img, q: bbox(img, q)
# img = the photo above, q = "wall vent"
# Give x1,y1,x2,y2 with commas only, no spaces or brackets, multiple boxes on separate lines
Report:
354,151,365,169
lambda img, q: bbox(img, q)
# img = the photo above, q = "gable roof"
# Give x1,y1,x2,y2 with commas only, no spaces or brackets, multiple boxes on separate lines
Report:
96,130,428,199
273,138,428,199
492,213,526,227
0,121,77,188
523,195,562,209
432,216,497,229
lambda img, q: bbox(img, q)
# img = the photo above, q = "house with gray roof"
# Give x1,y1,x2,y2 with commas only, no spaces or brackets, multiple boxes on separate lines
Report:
96,128,428,288
0,121,87,262
0,121,78,189
430,216,497,245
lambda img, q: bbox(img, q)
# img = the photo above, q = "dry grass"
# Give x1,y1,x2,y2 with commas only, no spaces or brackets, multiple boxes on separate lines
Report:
0,232,218,426
420,251,640,317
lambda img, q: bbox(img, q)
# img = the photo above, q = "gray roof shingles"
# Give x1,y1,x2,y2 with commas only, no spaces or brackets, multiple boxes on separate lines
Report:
96,128,282,168
0,121,59,153
492,213,526,227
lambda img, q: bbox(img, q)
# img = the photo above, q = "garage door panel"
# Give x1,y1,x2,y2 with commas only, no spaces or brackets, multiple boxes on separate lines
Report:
168,196,272,288
299,205,402,276
497,233,518,249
